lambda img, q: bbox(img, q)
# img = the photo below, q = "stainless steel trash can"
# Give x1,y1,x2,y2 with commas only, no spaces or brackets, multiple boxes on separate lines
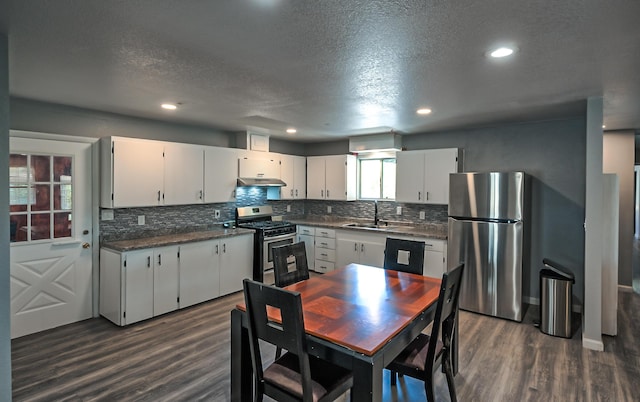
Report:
540,259,575,338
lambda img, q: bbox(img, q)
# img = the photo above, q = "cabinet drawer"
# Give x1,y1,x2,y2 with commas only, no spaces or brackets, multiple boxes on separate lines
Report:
315,247,335,262
315,228,335,238
315,237,335,249
423,239,444,252
314,260,335,273
297,225,315,236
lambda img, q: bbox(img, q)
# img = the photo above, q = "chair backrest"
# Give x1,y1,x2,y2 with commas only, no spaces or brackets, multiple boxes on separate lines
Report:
383,237,426,275
425,263,465,372
243,279,313,397
273,242,310,287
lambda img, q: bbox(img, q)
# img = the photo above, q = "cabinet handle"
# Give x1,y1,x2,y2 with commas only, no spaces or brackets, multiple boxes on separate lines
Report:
216,244,219,254
291,189,294,197
158,254,162,266
321,189,324,197
418,191,421,201
199,190,203,200
361,244,364,252
426,191,429,201
147,256,151,268
354,243,358,251
327,190,330,197
295,189,298,197
223,243,226,253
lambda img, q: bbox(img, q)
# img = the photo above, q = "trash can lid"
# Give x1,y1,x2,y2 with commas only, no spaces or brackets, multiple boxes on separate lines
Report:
542,258,575,282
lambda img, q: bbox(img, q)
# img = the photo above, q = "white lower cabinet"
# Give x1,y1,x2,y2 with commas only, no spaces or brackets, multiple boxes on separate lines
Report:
336,230,386,268
219,234,254,296
314,228,336,273
296,225,315,271
390,235,447,279
100,233,253,326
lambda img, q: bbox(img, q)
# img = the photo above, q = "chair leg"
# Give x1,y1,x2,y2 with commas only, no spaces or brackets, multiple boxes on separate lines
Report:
425,375,435,402
275,346,282,359
443,358,457,402
390,370,397,386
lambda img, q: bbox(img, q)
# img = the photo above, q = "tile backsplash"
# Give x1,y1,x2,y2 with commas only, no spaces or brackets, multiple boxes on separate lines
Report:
100,187,447,242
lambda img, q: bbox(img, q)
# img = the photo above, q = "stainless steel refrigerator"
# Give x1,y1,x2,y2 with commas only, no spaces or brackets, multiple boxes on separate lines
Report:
447,171,525,322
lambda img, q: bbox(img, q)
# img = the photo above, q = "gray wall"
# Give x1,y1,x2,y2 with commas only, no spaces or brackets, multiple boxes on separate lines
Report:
1,30,12,401
604,130,635,287
403,118,587,303
10,97,233,146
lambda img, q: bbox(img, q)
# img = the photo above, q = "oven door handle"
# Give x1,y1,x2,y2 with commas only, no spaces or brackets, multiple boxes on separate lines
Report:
265,232,297,241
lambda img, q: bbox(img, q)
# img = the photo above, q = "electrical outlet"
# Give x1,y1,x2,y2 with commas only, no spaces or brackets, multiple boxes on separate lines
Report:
214,209,221,219
101,209,114,221
396,206,402,215
138,215,145,225
420,211,426,220
327,206,332,213
287,204,291,212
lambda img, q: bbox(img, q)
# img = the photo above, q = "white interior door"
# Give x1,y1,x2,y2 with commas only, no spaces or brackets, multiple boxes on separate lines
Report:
9,137,93,338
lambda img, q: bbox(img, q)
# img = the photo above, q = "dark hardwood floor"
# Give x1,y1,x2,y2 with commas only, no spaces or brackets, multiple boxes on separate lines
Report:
12,288,640,401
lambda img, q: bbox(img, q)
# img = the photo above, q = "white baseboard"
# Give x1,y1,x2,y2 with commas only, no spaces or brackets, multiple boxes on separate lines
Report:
582,337,604,351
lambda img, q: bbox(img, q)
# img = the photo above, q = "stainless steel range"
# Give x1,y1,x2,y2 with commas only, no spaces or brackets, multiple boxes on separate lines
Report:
236,205,297,282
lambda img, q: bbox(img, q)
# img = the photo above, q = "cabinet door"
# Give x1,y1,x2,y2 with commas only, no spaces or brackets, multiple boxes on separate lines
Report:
219,235,253,296
395,151,425,203
293,156,307,199
112,138,164,207
297,234,315,270
204,147,238,203
359,239,386,268
306,157,326,199
336,238,360,268
179,240,220,308
153,246,179,316
279,155,295,199
325,155,347,200
164,143,204,205
123,249,154,325
424,148,458,205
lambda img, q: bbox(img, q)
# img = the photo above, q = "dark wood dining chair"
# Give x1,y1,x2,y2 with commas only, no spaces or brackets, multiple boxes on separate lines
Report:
387,263,465,402
272,241,310,288
243,279,354,402
383,237,426,275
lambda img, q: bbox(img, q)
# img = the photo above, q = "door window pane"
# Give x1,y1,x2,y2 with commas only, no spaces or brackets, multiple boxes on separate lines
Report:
31,155,50,182
9,186,29,212
32,184,51,212
53,156,72,182
54,212,72,238
54,184,72,210
9,154,28,184
31,213,51,241
10,215,27,243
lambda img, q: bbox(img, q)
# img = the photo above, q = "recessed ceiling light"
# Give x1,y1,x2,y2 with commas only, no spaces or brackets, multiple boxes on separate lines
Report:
602,125,606,129
489,47,515,58
416,108,432,115
286,128,297,134
161,103,177,110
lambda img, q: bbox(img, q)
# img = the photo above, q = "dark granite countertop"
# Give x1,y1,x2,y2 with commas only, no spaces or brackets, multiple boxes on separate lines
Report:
289,218,448,240
101,228,255,252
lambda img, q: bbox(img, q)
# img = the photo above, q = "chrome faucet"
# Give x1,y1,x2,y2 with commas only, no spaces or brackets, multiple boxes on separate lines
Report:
374,200,379,226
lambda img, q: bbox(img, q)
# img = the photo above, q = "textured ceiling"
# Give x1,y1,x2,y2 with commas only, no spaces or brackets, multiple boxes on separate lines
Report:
6,1,640,141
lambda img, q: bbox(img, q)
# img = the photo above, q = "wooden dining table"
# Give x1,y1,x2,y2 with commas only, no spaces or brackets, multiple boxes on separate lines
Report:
230,263,443,402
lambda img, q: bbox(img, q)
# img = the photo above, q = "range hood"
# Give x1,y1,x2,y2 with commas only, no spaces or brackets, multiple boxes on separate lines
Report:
237,177,286,187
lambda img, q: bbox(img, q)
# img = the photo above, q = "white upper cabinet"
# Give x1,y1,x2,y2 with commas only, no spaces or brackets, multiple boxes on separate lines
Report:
101,137,164,208
164,142,204,205
274,154,306,200
396,148,459,204
238,156,280,178
204,147,238,203
306,155,356,200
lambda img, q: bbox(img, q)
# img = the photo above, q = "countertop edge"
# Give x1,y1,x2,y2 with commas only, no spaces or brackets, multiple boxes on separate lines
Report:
101,228,255,252
290,219,448,240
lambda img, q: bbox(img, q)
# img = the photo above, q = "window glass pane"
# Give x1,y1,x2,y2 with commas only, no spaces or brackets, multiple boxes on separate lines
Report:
31,213,51,241
360,160,381,199
32,184,51,212
10,215,27,243
31,155,51,182
9,154,28,184
54,212,72,238
10,186,29,212
382,159,396,199
53,156,72,182
54,184,73,210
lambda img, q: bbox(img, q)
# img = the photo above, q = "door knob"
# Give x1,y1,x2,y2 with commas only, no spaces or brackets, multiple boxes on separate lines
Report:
82,242,91,249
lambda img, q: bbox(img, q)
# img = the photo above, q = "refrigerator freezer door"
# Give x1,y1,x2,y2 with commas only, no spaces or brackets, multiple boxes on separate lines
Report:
448,217,523,321
448,172,524,221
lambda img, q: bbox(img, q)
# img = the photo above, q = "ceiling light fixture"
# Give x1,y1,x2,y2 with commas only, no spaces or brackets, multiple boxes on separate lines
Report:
602,125,606,129
161,103,177,110
416,108,432,115
286,128,297,134
489,47,515,58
